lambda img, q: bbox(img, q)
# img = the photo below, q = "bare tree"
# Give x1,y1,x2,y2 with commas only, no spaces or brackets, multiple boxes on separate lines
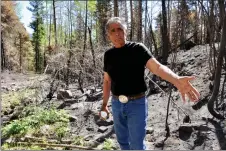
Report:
53,0,57,46
114,0,118,17
137,0,142,42
78,0,88,93
161,0,170,64
208,14,226,120
88,27,96,68
130,0,133,41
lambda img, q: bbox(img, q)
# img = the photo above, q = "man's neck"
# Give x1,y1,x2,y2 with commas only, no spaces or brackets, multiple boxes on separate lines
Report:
114,41,127,48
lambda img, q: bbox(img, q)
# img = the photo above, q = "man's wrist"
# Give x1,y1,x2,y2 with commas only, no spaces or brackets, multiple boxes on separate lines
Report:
173,76,180,89
102,102,108,107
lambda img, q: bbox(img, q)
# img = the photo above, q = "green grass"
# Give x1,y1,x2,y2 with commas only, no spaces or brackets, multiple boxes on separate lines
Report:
102,138,115,150
2,88,36,114
1,106,69,139
2,143,43,150
73,136,85,146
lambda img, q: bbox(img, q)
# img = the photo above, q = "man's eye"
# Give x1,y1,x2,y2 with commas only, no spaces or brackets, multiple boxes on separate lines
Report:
111,29,115,32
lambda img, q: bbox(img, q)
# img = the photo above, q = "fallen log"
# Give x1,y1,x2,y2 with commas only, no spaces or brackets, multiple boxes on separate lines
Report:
15,142,98,150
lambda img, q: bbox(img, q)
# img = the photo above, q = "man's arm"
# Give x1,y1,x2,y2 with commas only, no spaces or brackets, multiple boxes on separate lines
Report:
146,58,200,102
102,72,111,108
146,58,180,88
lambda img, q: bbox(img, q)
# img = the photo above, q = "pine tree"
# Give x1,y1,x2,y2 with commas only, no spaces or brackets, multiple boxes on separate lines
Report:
28,1,45,73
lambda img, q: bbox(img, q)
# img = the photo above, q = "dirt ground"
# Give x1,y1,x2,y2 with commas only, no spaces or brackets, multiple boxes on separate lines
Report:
1,44,226,150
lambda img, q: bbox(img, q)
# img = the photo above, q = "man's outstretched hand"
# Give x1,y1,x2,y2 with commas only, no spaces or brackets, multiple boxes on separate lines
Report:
175,76,200,102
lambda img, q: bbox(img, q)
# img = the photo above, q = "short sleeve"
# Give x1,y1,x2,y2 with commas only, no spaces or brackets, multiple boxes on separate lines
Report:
103,52,108,72
138,43,154,66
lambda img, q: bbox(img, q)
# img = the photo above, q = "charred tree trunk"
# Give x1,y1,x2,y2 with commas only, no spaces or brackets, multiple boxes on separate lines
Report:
137,0,142,42
208,14,226,120
66,1,73,88
194,1,199,44
161,0,170,64
216,0,225,42
114,0,118,17
180,0,187,49
48,4,52,48
144,0,148,44
53,0,57,46
88,27,96,68
130,0,133,41
1,33,6,71
19,33,22,73
78,0,88,94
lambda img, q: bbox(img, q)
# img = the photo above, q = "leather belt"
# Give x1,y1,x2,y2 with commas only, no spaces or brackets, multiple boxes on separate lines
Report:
112,92,145,101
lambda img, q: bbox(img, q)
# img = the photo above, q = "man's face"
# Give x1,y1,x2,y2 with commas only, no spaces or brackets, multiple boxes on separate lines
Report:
107,23,126,48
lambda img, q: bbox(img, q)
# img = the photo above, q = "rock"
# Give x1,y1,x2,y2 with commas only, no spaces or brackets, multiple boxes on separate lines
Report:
195,54,201,58
57,89,73,99
184,40,196,50
1,116,10,124
78,95,88,102
1,86,9,91
69,115,78,122
146,127,154,134
178,125,193,141
154,140,164,148
86,127,94,131
98,126,108,133
71,103,84,110
159,81,167,88
96,88,102,92
84,134,94,141
96,118,113,126
146,134,155,142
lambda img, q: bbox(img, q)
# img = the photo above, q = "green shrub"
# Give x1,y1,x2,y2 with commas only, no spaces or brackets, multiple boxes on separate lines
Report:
1,107,69,139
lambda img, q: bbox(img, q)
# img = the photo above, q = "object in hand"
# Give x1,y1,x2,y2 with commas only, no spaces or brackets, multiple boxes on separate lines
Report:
101,111,108,120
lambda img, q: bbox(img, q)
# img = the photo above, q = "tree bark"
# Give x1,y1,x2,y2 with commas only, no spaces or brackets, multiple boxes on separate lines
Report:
144,0,148,44
137,0,142,42
216,0,225,42
130,0,133,41
180,0,187,49
161,0,169,64
88,27,96,68
19,33,22,73
48,3,52,47
53,0,57,46
114,0,118,17
1,32,6,71
78,0,88,94
207,14,226,119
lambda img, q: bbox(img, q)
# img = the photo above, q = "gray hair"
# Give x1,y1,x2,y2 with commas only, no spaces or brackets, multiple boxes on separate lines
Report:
105,17,127,33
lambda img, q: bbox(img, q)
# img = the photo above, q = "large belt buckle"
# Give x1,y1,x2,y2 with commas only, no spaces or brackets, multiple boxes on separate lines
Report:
118,95,128,103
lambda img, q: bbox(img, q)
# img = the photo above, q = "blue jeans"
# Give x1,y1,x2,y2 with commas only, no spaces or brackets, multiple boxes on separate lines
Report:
111,96,148,150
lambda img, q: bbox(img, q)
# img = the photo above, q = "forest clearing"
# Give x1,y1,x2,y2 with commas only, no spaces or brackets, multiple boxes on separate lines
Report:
1,0,226,150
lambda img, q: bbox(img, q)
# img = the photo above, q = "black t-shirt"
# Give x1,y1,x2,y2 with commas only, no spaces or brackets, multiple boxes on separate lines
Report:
103,41,153,96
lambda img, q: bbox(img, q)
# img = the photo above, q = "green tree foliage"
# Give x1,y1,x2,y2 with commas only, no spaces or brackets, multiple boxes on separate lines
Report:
28,1,46,73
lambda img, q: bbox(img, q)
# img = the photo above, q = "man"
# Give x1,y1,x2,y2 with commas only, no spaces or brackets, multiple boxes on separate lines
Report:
100,17,200,150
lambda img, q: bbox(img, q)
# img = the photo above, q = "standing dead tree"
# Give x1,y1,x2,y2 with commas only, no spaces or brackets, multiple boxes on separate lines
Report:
207,14,226,120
